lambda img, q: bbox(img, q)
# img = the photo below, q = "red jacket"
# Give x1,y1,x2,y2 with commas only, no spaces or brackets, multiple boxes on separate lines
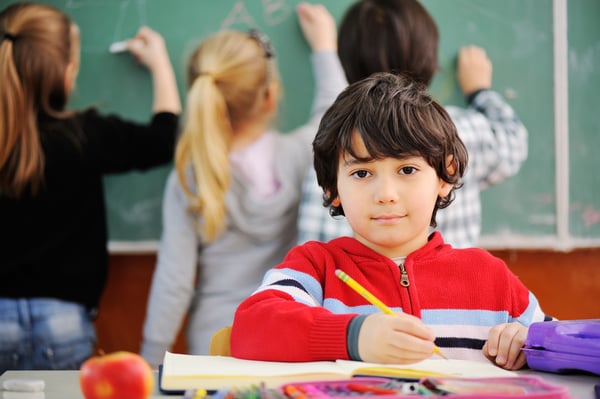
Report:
231,232,548,361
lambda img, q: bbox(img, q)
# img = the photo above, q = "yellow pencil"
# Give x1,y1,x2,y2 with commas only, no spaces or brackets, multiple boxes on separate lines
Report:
335,269,448,360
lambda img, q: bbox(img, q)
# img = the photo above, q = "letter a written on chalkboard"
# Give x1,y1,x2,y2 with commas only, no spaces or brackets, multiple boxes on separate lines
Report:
222,1,256,29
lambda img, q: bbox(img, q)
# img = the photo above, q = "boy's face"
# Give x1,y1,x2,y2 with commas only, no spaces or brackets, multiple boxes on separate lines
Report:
333,132,453,258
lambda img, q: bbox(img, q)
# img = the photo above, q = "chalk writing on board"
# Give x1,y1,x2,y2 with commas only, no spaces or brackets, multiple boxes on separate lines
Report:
222,2,255,28
263,0,291,25
221,0,292,29
64,0,147,43
112,0,147,42
65,0,121,8
65,0,87,9
581,206,600,229
114,197,161,225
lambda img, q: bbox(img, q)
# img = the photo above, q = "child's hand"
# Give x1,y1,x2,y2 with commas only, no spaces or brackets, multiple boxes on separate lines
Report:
296,2,337,52
126,26,180,114
456,45,492,96
127,26,170,72
358,313,436,364
482,322,528,370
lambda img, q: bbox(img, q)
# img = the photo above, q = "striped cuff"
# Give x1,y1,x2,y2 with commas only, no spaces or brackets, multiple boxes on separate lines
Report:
347,315,368,361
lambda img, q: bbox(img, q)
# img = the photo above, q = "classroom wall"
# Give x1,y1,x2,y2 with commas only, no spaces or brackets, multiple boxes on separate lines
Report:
95,251,600,354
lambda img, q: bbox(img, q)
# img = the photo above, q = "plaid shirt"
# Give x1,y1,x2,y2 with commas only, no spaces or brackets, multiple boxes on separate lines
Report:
297,90,528,248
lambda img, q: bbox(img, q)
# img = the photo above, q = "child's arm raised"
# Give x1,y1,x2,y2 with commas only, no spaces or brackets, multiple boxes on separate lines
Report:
456,45,492,96
285,3,346,148
127,26,181,115
358,313,437,364
296,2,337,52
451,44,527,189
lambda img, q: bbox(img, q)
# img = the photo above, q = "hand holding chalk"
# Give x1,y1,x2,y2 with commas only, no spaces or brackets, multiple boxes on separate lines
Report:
106,27,180,115
109,39,143,53
109,40,128,53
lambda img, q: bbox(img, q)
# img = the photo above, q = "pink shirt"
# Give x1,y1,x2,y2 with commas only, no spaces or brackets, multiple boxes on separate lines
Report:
230,132,280,199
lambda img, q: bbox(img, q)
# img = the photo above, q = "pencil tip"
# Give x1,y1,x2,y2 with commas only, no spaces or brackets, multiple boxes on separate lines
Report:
434,346,448,359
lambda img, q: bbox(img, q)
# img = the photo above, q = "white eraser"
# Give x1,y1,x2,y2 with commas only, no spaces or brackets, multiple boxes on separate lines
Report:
3,392,45,399
2,379,45,392
109,40,128,53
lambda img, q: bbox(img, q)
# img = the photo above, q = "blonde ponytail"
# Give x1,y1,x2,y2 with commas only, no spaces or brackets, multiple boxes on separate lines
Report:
176,75,232,241
175,30,280,242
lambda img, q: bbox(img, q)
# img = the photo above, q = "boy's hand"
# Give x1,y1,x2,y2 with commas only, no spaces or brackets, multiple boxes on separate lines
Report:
482,322,528,370
358,313,436,364
296,2,337,52
456,45,492,96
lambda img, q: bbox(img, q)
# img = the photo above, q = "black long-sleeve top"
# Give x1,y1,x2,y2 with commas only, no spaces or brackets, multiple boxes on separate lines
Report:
0,109,178,310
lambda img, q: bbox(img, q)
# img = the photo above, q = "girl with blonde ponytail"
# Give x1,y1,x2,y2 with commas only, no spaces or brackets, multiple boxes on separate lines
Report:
142,3,347,365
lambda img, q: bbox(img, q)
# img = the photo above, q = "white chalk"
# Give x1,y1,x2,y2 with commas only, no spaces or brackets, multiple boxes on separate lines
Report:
109,40,129,53
109,39,144,53
2,379,45,392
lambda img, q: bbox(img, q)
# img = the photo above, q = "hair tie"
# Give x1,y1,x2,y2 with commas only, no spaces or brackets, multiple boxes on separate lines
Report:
247,29,274,58
2,32,17,42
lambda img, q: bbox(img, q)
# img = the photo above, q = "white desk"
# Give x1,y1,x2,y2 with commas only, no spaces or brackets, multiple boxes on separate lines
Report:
0,369,598,398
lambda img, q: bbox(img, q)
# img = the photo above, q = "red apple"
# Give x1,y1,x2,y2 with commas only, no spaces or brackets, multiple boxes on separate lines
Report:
79,351,154,399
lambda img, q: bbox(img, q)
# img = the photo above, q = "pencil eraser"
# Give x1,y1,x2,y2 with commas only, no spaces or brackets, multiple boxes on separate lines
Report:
109,40,129,53
2,379,45,392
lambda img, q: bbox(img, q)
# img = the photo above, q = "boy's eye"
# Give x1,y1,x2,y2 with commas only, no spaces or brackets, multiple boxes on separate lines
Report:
399,166,417,175
351,170,371,179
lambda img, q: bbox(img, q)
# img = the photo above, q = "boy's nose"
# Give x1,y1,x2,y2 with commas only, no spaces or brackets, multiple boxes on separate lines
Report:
374,177,400,203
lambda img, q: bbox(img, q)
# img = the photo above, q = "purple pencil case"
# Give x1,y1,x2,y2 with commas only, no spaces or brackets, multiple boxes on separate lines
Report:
282,377,572,398
523,319,600,375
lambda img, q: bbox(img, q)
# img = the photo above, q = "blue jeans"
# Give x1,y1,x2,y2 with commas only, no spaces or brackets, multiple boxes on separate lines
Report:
0,298,96,373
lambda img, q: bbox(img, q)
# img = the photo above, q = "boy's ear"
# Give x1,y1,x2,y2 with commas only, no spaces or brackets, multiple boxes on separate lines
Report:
438,155,456,197
445,154,457,176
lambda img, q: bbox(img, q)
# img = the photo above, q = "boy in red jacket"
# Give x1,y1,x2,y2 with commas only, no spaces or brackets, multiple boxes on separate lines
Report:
231,73,550,370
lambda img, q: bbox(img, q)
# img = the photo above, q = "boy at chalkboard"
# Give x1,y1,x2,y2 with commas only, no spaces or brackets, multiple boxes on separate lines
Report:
231,72,551,370
297,0,528,249
0,3,180,372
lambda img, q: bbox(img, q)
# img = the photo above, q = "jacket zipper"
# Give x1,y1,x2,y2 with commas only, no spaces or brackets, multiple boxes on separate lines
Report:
399,263,410,287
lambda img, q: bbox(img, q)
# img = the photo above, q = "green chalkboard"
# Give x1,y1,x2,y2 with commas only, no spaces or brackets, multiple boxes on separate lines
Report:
28,0,355,245
27,0,599,248
425,0,556,243
567,0,600,241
